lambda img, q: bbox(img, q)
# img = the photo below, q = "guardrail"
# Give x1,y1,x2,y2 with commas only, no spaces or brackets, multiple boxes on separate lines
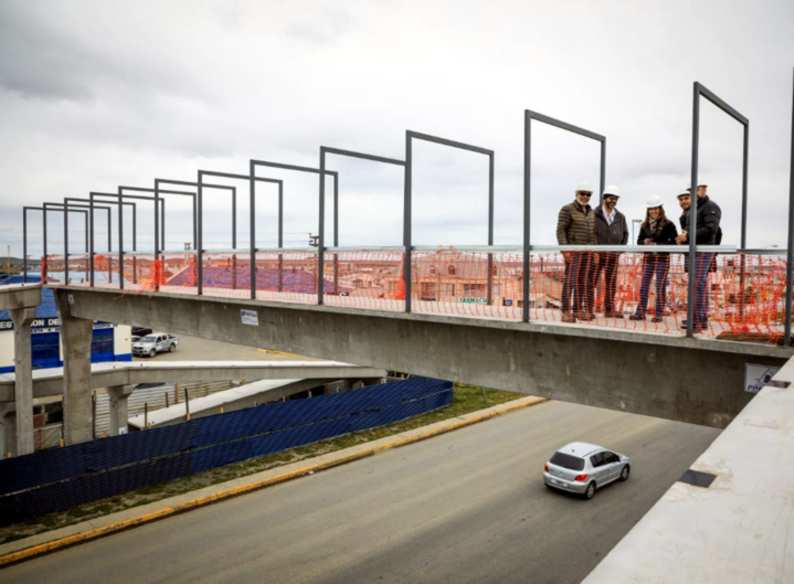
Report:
42,244,788,344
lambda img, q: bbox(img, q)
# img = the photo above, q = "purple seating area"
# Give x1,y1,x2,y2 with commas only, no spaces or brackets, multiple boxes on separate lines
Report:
167,264,345,294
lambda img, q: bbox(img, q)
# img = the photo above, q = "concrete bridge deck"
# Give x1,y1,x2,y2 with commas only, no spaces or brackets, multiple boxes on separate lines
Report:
53,285,793,428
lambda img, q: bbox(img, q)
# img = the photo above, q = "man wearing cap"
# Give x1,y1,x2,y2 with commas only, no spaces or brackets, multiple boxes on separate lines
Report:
556,182,597,323
675,184,722,331
593,185,629,318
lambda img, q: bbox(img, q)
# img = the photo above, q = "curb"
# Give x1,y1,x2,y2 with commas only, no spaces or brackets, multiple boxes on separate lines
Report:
0,395,546,568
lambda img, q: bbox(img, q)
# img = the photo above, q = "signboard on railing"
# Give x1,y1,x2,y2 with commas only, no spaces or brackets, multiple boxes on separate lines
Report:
458,297,487,304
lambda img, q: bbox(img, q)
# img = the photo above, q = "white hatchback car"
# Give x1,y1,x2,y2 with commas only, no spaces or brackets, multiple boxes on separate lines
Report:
543,441,630,500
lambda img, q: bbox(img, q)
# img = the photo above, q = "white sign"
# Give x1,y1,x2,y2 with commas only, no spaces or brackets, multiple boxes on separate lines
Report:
745,363,780,394
240,309,259,327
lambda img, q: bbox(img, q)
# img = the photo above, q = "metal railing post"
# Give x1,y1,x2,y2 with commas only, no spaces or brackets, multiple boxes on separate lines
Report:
487,151,495,306
249,160,256,300
404,133,413,313
686,83,701,338
318,148,326,305
197,172,204,295
22,208,28,283
118,189,124,290
523,111,531,322
785,68,794,345
64,197,69,285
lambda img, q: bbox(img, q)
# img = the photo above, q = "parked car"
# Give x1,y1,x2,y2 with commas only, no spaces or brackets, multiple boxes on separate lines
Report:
132,333,178,358
543,442,630,500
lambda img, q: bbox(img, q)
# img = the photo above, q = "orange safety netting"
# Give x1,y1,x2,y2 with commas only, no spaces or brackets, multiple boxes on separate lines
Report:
46,248,789,344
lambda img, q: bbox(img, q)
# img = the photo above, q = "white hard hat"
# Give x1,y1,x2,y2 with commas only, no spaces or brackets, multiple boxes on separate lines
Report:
575,182,594,193
676,188,690,198
646,195,664,208
602,184,621,198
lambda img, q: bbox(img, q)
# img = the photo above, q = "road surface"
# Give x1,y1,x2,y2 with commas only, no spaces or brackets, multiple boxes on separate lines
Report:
0,400,719,584
133,334,312,362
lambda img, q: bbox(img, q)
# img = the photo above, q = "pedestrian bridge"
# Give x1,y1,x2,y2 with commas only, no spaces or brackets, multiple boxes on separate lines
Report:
51,277,791,431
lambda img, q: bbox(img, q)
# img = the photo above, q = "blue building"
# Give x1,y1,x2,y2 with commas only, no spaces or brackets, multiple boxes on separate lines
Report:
0,275,132,373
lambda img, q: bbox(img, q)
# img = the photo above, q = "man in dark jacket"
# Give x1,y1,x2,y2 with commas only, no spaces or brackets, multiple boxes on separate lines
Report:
556,182,597,323
593,185,629,318
675,185,722,331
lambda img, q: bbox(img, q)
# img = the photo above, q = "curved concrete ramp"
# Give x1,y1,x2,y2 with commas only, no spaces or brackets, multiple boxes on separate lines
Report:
0,361,387,401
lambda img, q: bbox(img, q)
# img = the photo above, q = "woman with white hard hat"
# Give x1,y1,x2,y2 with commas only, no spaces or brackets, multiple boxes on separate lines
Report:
630,196,679,323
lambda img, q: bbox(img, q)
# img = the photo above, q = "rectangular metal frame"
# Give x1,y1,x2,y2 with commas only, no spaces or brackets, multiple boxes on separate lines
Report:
154,178,234,294
404,130,495,313
192,169,282,300
319,146,405,305
24,205,87,283
249,159,339,300
86,193,137,289
688,82,749,337
523,109,606,323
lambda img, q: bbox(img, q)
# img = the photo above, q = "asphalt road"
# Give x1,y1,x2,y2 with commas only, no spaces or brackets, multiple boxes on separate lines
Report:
0,400,719,584
133,334,312,362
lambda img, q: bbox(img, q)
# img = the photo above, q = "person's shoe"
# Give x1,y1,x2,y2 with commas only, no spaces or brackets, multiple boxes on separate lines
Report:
606,310,624,319
629,313,645,321
651,316,663,323
577,311,595,321
561,312,576,323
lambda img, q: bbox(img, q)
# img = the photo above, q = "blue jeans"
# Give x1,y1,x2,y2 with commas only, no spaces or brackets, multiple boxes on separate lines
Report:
636,256,669,317
693,252,714,326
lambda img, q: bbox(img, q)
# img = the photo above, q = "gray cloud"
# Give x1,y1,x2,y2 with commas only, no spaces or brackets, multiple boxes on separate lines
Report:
0,0,792,259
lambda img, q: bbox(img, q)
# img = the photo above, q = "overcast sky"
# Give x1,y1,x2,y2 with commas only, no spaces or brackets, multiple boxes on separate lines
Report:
1,0,792,258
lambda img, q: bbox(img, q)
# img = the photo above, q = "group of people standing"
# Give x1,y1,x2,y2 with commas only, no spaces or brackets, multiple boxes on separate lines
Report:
555,182,722,331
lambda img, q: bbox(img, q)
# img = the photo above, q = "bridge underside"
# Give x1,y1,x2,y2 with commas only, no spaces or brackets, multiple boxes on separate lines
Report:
55,286,792,428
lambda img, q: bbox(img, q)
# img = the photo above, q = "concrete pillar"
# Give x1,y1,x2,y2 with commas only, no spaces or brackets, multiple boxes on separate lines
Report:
107,385,133,436
10,307,37,456
56,291,94,445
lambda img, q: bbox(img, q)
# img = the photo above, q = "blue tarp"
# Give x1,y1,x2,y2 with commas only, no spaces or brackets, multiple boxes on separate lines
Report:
0,377,453,522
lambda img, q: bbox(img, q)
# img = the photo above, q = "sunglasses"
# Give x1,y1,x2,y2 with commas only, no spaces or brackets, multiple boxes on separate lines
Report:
577,192,592,197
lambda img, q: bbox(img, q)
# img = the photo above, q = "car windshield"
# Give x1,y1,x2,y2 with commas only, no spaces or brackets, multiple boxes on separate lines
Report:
140,335,158,343
549,451,585,471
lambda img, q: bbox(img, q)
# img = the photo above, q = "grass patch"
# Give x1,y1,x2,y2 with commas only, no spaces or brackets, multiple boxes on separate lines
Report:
0,384,521,546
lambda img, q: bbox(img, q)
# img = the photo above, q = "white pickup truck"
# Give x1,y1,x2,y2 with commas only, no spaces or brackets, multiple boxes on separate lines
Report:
132,333,178,358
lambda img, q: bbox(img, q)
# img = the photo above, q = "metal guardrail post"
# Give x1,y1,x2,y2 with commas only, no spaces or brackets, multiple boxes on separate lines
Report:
404,133,413,312
318,148,327,305
64,197,69,285
249,160,256,300
785,68,794,345
22,207,28,283
523,112,531,322
687,83,700,337
197,172,204,295
487,151,495,306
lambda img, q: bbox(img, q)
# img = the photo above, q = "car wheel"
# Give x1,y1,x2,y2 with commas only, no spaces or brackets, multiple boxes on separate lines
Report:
168,344,175,353
149,349,156,358
584,482,596,500
620,464,631,482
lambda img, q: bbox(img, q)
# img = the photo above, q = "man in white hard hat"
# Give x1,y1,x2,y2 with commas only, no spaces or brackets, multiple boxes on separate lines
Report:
593,185,628,318
675,184,722,332
556,182,597,323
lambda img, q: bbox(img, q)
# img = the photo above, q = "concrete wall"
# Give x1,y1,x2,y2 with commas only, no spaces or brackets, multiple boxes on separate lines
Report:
53,287,794,428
